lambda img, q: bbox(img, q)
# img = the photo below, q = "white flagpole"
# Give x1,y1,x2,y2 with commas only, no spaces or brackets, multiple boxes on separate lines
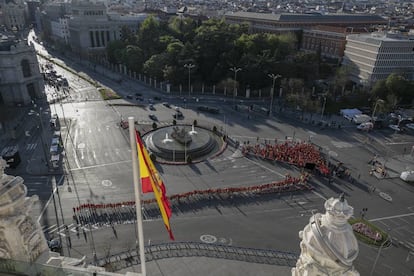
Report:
128,117,146,276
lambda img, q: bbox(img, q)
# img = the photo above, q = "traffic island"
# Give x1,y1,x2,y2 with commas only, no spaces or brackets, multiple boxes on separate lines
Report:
349,218,390,247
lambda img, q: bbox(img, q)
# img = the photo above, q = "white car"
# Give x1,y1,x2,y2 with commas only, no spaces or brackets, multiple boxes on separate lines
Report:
400,171,414,182
357,122,373,131
388,124,402,132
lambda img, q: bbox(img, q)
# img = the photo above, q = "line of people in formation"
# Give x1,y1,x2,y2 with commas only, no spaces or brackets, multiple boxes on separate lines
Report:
241,141,330,175
72,173,311,226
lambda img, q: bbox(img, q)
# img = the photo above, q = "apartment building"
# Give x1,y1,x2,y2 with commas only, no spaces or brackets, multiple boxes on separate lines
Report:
0,0,26,31
342,32,414,85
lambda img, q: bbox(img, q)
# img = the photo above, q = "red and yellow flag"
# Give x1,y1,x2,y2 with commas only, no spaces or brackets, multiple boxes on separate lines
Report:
135,131,174,240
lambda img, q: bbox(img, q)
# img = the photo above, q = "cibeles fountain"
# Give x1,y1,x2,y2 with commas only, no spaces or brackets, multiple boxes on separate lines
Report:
292,194,360,276
144,125,223,162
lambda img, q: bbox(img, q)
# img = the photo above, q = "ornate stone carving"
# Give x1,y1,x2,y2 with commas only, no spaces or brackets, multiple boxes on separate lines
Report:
171,126,192,145
0,157,49,262
292,194,360,276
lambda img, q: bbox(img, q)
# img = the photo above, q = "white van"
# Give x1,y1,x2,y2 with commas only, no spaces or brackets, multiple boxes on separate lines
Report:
400,171,414,182
50,154,60,169
352,114,371,124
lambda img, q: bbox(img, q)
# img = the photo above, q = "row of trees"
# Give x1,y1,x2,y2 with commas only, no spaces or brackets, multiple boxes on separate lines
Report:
106,16,327,90
106,15,413,112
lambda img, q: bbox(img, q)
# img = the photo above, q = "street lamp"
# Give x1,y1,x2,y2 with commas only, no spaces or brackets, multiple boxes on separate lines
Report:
184,63,195,97
320,94,327,120
371,99,385,122
230,67,242,106
28,105,50,169
268,74,281,116
370,228,391,276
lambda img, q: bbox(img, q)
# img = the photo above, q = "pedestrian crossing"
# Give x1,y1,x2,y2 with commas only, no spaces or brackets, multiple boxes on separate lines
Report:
26,143,38,151
42,223,96,237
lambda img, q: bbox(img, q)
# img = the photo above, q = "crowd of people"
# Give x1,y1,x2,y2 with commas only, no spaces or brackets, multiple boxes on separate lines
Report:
241,141,330,175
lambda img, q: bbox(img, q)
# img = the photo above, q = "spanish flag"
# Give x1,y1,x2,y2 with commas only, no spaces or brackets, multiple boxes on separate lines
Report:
135,131,174,240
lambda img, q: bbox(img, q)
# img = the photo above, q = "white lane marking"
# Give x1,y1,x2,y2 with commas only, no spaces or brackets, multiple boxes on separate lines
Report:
244,158,285,177
37,175,64,223
369,212,414,222
69,160,131,172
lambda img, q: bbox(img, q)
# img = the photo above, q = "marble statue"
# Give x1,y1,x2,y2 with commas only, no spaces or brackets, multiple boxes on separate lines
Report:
292,194,360,276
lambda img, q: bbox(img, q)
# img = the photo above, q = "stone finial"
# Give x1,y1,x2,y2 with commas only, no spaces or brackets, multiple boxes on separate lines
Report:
292,194,359,276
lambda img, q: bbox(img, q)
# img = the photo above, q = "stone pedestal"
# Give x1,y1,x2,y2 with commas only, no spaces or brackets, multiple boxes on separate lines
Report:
292,194,360,276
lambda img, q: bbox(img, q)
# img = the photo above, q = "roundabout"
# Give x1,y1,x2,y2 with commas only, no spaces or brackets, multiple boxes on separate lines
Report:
143,125,224,162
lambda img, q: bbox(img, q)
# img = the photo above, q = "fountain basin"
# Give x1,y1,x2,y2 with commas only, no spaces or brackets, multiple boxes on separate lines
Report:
144,126,223,162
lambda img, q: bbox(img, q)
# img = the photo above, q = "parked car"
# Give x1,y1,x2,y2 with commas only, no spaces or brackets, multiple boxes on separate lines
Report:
47,238,62,252
357,122,373,131
126,95,133,99
389,124,403,132
153,96,162,101
135,92,142,97
149,104,155,111
149,114,157,121
50,114,59,130
162,102,171,108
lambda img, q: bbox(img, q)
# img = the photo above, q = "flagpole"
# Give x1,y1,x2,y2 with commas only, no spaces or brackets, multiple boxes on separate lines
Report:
128,117,146,276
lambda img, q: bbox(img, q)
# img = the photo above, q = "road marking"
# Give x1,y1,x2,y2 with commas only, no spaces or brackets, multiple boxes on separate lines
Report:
369,212,414,222
311,190,327,201
244,158,285,177
69,160,131,171
37,175,64,223
385,142,413,145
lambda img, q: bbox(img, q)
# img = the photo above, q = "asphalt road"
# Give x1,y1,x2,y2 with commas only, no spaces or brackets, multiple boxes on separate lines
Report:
21,38,414,275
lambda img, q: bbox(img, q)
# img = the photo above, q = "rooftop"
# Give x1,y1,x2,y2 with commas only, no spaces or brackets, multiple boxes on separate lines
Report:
226,11,387,24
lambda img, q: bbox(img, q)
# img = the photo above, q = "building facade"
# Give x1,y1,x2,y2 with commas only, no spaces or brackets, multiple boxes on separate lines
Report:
301,26,348,59
68,0,146,60
0,34,45,106
0,0,27,31
50,16,70,44
225,12,387,34
342,32,414,85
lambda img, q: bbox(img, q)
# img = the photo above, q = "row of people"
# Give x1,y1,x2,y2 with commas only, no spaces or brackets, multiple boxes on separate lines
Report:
72,173,311,226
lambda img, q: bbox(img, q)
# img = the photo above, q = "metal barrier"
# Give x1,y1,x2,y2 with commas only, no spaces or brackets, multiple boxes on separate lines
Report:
96,241,299,271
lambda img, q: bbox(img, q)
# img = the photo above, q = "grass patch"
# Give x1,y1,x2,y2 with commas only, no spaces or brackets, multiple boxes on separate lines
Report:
98,88,122,100
349,218,390,247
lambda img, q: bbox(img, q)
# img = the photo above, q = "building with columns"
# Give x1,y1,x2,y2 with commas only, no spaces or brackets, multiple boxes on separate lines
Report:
68,0,146,60
0,33,45,106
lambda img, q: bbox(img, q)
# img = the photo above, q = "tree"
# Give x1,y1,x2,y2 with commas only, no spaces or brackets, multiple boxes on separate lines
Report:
106,40,125,64
120,25,136,45
143,53,170,80
138,16,163,59
123,45,144,73
371,79,388,99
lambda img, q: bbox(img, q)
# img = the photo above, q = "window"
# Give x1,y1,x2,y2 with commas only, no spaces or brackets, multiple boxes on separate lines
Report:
21,59,31,78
